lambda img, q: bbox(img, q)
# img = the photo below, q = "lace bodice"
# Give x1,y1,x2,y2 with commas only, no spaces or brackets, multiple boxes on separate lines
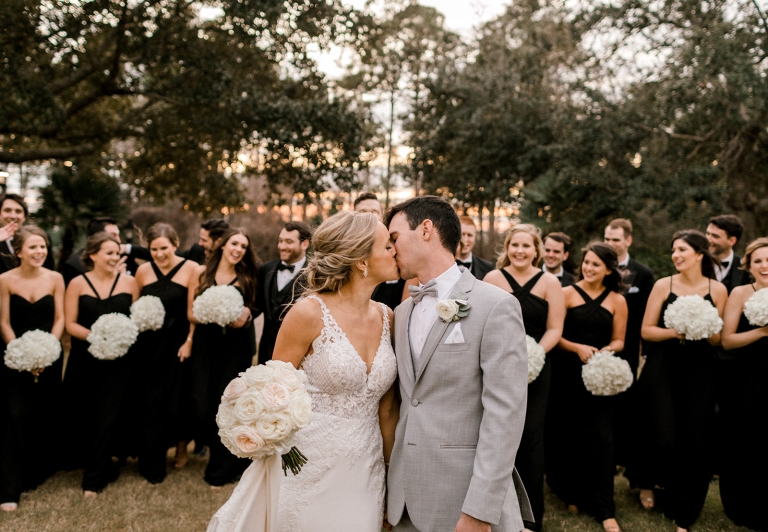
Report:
300,295,397,420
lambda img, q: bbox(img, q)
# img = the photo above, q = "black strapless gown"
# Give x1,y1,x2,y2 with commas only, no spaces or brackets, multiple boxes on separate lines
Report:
501,270,549,532
630,290,716,529
0,295,61,504
63,274,135,492
720,301,768,531
545,285,617,522
133,260,191,482
190,283,254,486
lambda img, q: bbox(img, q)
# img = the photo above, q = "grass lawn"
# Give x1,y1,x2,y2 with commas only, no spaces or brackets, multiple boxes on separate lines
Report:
0,452,752,532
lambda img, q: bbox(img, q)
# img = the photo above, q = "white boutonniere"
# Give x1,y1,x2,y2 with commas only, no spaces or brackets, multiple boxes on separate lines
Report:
436,292,471,323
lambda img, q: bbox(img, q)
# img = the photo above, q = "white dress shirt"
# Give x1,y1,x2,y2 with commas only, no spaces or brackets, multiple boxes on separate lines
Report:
409,264,462,362
715,250,734,282
5,238,14,255
618,254,630,269
276,256,306,291
543,265,564,278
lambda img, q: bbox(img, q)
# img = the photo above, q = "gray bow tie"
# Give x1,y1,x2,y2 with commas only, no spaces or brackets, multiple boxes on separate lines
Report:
409,279,438,304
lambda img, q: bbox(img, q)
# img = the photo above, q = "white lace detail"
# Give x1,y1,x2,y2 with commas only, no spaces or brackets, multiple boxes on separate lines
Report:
277,295,397,532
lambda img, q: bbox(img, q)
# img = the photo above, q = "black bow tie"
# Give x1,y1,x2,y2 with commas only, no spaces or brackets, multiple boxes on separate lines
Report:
456,259,472,268
721,260,730,268
277,263,295,273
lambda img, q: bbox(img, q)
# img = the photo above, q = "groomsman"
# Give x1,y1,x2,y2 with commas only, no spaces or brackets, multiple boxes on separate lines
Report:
255,221,311,364
542,232,575,287
354,192,407,309
706,214,750,293
604,218,654,467
455,216,494,280
0,193,55,273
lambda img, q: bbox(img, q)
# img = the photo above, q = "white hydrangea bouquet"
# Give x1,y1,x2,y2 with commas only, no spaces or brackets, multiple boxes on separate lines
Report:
87,313,139,360
663,294,723,341
4,330,62,382
743,287,768,327
526,335,546,384
581,350,633,396
192,285,244,332
130,295,166,332
216,360,312,474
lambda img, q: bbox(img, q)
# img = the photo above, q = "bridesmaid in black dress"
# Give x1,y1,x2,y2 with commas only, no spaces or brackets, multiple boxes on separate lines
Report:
63,232,139,497
187,228,260,487
483,224,565,532
545,242,628,532
720,237,768,531
0,227,65,512
631,230,726,532
133,223,198,483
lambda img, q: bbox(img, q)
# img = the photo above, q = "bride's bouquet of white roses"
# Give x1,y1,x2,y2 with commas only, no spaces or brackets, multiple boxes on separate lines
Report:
87,313,139,360
663,294,723,341
130,295,166,332
743,287,768,327
216,360,312,475
526,335,546,384
581,350,633,396
4,330,61,382
192,285,244,332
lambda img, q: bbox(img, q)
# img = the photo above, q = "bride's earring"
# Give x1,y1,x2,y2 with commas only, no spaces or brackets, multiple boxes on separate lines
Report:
363,267,369,278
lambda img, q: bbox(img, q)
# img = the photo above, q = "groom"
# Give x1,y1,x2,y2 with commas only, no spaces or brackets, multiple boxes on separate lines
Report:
386,196,532,532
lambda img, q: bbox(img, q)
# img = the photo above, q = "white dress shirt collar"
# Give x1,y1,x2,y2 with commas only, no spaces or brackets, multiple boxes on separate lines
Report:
543,265,564,278
276,256,306,291
424,263,463,301
618,254,630,268
716,250,734,282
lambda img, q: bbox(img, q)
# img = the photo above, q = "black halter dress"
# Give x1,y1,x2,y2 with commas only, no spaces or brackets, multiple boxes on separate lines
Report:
545,285,617,523
500,270,549,532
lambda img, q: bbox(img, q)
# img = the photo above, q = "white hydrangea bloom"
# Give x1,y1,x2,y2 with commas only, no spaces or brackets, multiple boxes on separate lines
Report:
743,287,768,327
192,285,244,328
581,350,633,396
526,335,546,384
663,294,723,341
87,313,139,360
4,330,61,373
130,295,166,332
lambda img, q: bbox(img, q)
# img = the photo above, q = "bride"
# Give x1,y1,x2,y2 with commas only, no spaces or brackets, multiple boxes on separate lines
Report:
209,210,399,532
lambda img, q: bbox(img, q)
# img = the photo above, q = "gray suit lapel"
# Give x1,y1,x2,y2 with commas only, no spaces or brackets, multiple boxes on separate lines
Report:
396,298,416,390
414,270,476,382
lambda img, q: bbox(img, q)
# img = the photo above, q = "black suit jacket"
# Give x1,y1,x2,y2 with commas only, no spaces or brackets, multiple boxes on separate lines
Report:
467,255,494,281
721,254,750,294
559,270,576,287
255,260,307,364
620,258,654,373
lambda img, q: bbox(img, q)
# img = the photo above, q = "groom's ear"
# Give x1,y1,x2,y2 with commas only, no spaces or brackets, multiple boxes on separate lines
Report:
421,219,434,240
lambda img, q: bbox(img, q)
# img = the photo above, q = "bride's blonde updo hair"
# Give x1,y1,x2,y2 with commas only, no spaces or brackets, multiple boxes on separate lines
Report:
304,211,379,294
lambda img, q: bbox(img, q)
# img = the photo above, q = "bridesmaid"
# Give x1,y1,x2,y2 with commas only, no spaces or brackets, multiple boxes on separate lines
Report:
483,224,564,532
719,237,768,531
133,223,198,483
0,227,65,511
545,242,627,532
64,232,139,497
188,228,260,487
632,230,726,532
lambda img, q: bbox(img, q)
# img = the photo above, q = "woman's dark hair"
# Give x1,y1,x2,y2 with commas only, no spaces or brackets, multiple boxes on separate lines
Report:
11,226,49,266
81,232,120,270
195,228,261,310
577,241,625,293
145,223,180,248
384,195,461,254
671,230,720,279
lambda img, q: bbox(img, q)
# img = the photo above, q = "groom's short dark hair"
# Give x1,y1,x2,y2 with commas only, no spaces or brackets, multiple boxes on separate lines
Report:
385,196,461,254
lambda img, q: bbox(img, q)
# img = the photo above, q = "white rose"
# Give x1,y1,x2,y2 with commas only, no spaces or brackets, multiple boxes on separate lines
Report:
255,413,293,442
216,403,238,429
436,300,459,322
233,390,267,423
289,393,312,429
232,425,266,455
218,427,235,451
261,382,292,412
222,377,248,405
241,365,274,389
272,366,302,392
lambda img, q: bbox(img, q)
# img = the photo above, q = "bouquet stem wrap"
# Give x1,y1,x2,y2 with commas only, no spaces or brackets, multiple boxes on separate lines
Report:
206,454,281,532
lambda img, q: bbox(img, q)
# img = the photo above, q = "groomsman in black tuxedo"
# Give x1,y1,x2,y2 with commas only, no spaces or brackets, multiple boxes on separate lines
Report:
0,193,55,274
255,221,311,364
604,218,654,466
455,215,494,280
354,192,407,309
706,215,750,487
542,232,575,287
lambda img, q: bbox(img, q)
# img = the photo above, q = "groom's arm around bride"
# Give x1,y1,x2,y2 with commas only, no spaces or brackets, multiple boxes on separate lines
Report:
386,196,533,532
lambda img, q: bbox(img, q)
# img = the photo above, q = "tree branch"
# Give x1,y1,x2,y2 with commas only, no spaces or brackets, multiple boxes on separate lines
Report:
0,144,97,164
623,121,714,142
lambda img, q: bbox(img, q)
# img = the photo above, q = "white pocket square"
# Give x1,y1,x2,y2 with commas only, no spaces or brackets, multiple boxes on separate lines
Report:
444,323,465,344
628,286,640,294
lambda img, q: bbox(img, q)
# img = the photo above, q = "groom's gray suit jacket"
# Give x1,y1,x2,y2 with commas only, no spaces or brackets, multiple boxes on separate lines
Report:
387,269,533,532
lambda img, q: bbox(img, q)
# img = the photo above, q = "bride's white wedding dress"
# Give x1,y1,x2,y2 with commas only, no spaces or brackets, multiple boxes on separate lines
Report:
276,295,397,532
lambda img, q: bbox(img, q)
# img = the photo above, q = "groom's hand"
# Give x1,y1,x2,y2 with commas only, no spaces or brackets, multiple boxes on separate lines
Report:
455,513,491,532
